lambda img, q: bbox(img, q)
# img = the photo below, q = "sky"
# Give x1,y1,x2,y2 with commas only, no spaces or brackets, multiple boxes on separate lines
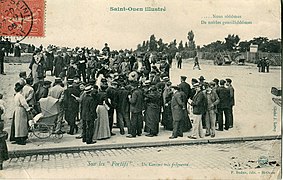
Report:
19,0,281,50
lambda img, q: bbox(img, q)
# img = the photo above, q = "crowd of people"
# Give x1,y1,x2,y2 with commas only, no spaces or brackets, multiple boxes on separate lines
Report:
0,43,235,146
257,57,270,73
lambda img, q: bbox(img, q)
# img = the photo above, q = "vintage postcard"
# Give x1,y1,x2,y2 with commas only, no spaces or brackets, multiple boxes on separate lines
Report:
0,0,281,179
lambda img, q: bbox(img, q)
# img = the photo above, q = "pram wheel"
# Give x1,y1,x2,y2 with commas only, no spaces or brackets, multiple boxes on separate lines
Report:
54,133,63,139
33,123,52,139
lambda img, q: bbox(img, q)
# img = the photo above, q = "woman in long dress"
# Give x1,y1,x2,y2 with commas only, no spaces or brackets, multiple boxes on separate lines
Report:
10,83,31,145
144,86,161,137
93,84,111,140
161,82,174,130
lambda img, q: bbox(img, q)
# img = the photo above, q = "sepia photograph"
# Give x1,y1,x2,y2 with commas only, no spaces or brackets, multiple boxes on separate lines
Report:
0,0,281,179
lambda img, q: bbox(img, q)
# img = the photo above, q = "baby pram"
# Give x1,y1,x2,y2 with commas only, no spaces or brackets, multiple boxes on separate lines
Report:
29,96,63,139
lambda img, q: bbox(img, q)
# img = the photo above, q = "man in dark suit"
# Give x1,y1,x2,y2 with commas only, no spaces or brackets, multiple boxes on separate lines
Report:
226,78,235,128
76,49,87,82
102,43,110,56
188,83,206,139
216,80,231,131
116,83,130,135
81,86,97,144
169,85,186,139
106,81,118,136
127,81,144,138
63,80,80,135
0,47,5,75
179,76,192,101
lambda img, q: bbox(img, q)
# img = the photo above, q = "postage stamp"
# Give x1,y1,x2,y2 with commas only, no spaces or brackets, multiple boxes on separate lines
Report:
0,0,44,39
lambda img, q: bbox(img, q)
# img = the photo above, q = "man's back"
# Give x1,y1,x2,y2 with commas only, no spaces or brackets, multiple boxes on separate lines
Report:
216,86,231,108
49,85,64,99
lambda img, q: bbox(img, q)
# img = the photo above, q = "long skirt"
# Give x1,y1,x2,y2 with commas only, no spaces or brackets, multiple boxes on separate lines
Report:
93,105,111,140
14,107,28,138
161,105,173,130
145,107,160,135
10,108,28,142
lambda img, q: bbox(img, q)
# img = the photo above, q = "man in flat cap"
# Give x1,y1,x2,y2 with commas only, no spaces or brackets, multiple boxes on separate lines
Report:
225,78,234,128
48,78,65,134
188,83,206,139
179,76,193,101
178,76,193,132
169,85,185,139
204,82,220,137
216,80,231,131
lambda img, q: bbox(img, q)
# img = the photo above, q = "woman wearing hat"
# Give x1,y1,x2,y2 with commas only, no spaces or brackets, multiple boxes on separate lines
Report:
10,83,31,145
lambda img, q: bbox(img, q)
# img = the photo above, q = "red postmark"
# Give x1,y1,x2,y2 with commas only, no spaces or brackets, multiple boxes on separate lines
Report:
0,0,44,40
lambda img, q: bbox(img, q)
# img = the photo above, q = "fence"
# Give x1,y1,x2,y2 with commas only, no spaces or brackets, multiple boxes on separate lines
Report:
198,51,281,66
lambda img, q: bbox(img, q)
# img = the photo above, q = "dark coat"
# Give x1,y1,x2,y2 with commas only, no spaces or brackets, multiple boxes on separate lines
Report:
76,54,87,70
0,50,5,62
179,81,192,99
63,86,80,112
191,90,207,115
171,91,185,121
96,90,105,104
227,85,235,106
0,131,9,162
54,55,64,77
216,86,231,109
106,87,118,109
45,52,54,71
67,65,78,79
81,94,97,121
129,88,144,113
35,86,49,101
116,88,130,113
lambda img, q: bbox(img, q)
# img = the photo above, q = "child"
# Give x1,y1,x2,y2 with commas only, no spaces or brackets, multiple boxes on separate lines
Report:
0,93,6,121
0,121,9,170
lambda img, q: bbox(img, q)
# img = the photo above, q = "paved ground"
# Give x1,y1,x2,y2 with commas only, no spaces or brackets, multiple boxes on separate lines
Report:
0,140,281,179
0,59,280,153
